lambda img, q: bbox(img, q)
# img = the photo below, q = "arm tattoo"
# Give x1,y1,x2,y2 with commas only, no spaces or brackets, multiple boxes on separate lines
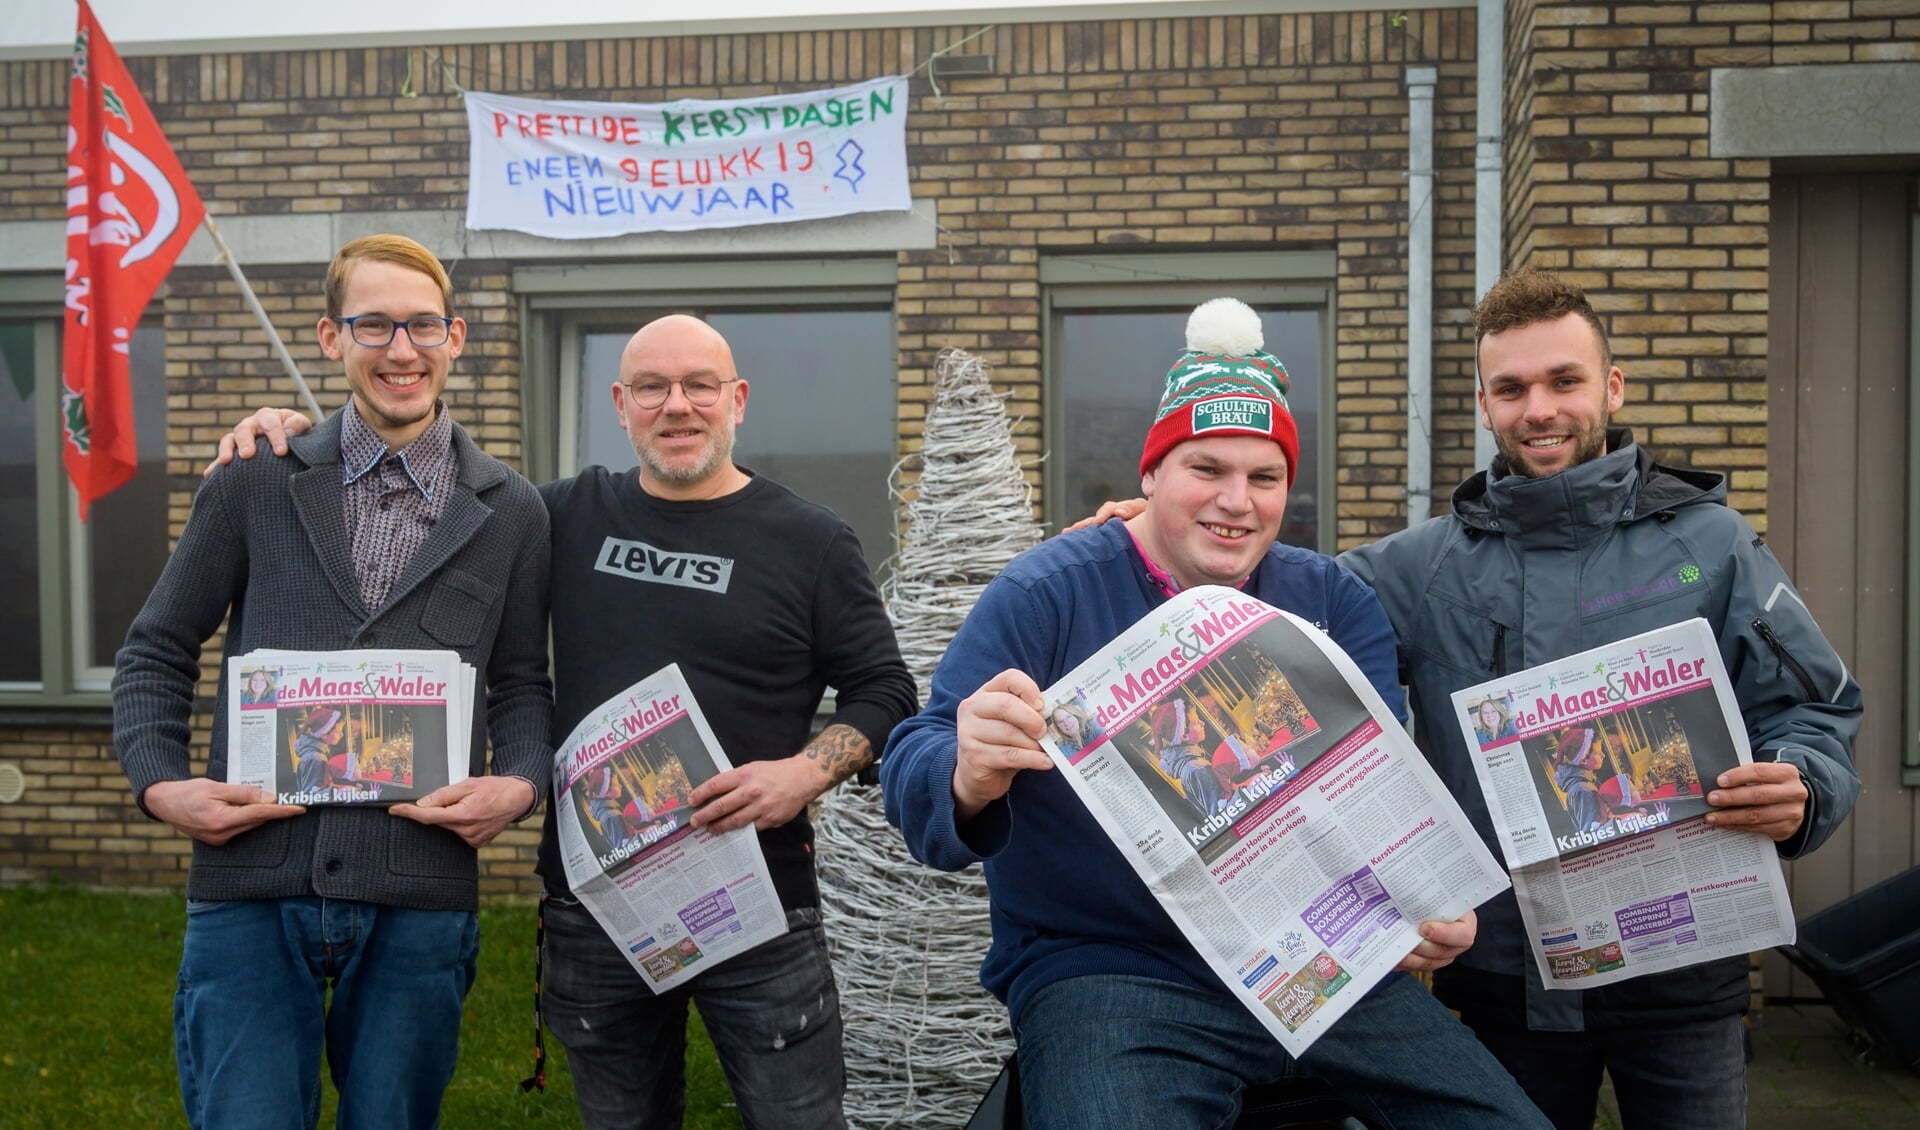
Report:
802,723,875,787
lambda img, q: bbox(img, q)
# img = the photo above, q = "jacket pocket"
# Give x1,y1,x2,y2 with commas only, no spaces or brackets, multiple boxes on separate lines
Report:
419,567,499,649
1411,592,1513,677
1753,617,1823,703
388,818,481,882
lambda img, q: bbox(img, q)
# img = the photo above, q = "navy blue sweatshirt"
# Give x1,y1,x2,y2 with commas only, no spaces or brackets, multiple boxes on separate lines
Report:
882,520,1404,1026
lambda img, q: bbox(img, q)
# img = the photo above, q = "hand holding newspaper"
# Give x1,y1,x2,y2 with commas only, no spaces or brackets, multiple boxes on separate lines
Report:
225,649,474,805
1450,618,1796,989
553,663,787,993
1036,586,1509,1056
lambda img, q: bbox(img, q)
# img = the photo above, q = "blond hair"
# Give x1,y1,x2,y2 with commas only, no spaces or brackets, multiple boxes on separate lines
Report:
323,234,454,319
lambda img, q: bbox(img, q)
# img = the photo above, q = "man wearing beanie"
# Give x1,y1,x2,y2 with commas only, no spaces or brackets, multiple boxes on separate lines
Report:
882,300,1548,1128
1341,268,1861,1130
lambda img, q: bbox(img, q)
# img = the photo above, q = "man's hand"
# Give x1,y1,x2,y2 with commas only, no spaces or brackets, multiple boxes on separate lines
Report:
1061,497,1145,534
1705,761,1809,842
689,756,825,835
202,407,313,476
143,778,305,846
953,669,1053,820
392,775,536,849
1394,909,1476,974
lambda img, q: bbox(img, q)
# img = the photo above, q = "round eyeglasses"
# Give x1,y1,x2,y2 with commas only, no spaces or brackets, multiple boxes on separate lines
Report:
621,376,736,409
334,315,455,349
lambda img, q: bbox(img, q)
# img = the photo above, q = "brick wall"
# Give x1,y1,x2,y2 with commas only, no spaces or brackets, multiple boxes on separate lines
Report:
1501,1,1920,522
4,3,1914,890
0,10,1480,891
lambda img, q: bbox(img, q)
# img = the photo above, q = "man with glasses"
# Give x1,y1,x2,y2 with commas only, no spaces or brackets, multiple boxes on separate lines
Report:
114,234,554,1129
532,313,913,1130
213,311,916,1128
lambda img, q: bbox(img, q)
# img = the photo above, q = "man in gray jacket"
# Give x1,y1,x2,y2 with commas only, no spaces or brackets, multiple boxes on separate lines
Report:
1341,268,1862,1130
113,235,553,1130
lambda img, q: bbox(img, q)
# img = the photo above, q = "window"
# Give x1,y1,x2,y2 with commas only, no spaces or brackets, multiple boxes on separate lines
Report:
1042,253,1335,550
519,260,898,573
0,285,171,708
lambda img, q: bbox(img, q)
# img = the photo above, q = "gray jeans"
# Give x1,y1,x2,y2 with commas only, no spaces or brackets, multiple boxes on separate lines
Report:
540,894,847,1130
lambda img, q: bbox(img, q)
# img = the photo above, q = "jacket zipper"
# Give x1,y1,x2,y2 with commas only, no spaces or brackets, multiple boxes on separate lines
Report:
1753,618,1821,702
1490,623,1507,675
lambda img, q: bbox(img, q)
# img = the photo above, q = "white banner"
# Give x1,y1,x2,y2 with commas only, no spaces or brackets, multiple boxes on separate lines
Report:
464,77,911,238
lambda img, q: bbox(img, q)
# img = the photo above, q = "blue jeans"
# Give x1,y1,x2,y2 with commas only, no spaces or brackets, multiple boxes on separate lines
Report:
541,894,846,1129
173,897,479,1130
1016,973,1550,1130
1458,1013,1747,1130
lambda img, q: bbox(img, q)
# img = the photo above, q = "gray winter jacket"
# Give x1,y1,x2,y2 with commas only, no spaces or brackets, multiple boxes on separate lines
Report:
1341,429,1861,1031
113,410,554,912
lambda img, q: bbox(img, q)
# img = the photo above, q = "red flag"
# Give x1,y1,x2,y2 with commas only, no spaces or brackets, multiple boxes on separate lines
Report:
64,0,204,519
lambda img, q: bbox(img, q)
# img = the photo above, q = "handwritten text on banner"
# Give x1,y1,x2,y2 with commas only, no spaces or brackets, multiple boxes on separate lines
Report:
463,77,910,238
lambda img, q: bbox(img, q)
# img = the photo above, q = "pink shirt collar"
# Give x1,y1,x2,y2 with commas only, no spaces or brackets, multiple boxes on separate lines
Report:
1123,523,1252,599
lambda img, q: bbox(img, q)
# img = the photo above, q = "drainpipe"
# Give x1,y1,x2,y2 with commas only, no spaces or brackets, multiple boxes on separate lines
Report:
1407,66,1436,527
1474,0,1506,469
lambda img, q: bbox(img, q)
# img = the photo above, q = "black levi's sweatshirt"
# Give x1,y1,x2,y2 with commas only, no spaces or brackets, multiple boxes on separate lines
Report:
534,465,916,911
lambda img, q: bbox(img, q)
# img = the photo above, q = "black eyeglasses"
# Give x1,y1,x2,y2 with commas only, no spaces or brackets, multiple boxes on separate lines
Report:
622,376,736,409
335,315,455,349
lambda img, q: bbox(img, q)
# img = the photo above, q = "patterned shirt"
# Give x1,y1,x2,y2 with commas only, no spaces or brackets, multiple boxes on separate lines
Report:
340,401,457,612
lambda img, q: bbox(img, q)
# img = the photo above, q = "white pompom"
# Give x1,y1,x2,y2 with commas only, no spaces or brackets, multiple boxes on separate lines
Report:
1185,297,1264,357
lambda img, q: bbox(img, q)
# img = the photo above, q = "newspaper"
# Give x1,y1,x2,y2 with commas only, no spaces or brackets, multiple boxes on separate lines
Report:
1451,618,1796,989
225,649,474,805
1507,816,1794,989
1449,618,1749,871
553,663,787,992
1037,586,1510,1056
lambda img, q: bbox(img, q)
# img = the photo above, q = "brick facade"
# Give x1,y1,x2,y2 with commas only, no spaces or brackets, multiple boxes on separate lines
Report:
1503,1,1920,517
1,3,1915,891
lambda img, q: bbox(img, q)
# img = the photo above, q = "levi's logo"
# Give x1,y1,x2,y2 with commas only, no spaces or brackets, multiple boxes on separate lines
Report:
595,536,732,593
1191,396,1272,435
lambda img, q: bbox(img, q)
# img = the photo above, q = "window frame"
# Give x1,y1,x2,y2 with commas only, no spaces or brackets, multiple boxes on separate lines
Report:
0,275,169,712
1039,251,1338,552
514,258,897,488
1905,210,1920,786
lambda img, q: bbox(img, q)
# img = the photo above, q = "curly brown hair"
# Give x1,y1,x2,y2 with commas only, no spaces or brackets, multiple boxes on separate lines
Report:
1472,268,1611,379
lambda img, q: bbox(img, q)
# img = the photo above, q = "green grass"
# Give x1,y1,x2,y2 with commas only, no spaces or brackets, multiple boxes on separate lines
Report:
0,886,742,1129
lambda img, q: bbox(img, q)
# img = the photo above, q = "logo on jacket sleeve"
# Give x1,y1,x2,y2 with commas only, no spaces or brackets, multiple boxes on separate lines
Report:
595,536,733,593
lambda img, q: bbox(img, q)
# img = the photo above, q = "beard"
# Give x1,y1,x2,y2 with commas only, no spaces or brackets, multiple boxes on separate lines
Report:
1495,413,1610,478
640,426,734,487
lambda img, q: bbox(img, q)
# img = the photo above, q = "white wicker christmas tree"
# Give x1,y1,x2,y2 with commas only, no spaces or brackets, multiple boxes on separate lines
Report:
815,347,1043,1127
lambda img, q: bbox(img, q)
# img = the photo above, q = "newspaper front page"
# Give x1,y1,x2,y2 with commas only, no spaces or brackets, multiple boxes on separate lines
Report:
1450,618,1796,989
554,663,787,992
225,649,473,805
1037,586,1510,1056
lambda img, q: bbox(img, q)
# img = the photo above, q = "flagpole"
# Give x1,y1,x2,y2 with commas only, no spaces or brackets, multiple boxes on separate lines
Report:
200,215,324,420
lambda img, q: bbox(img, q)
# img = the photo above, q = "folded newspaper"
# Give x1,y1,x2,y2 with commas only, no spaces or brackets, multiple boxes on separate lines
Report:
1451,618,1796,989
225,649,474,805
553,663,787,993
1037,586,1510,1056
1450,617,1748,871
